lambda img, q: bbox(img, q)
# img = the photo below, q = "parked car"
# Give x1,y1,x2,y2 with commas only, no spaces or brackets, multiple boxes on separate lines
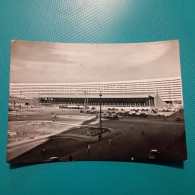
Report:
110,114,119,120
132,113,138,117
149,149,160,160
139,113,148,118
44,157,60,162
176,117,181,121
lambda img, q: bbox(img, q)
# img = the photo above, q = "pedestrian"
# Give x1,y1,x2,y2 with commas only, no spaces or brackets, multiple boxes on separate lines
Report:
98,134,101,141
85,143,91,158
42,148,46,155
87,143,91,151
85,143,88,153
68,154,72,161
109,139,112,147
52,117,55,122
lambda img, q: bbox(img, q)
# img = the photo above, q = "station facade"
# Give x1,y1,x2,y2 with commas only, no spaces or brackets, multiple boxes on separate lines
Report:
9,77,183,107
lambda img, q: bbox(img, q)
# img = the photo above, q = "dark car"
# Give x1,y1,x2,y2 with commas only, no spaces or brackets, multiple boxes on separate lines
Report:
148,149,160,160
139,113,148,118
176,117,181,121
132,113,138,117
110,114,119,120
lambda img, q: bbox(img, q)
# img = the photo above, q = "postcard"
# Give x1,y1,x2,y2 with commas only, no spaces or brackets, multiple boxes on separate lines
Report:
7,40,187,163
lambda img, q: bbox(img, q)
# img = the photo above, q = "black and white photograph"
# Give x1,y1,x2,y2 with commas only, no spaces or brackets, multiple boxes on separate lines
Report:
7,40,187,163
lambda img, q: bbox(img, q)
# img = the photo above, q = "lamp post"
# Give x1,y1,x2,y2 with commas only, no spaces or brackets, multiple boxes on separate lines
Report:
156,90,158,109
39,92,40,108
84,91,87,109
99,91,102,132
20,90,22,110
169,91,171,108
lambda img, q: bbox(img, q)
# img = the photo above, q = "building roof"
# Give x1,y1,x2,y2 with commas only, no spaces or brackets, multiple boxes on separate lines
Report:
40,93,157,99
10,76,181,86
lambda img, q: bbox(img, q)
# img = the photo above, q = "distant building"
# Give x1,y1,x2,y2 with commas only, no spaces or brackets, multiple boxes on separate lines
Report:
9,77,183,107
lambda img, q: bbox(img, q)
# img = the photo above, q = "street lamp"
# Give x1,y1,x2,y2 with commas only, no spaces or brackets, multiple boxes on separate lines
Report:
20,90,22,110
99,91,102,132
84,91,87,109
169,91,171,108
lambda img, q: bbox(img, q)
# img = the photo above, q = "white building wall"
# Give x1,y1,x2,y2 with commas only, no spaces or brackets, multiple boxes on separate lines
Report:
9,77,183,103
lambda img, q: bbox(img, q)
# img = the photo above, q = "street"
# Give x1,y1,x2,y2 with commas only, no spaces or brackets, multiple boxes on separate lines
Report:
8,107,187,163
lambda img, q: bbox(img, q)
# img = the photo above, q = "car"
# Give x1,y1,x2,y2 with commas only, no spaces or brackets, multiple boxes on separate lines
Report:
176,117,181,121
110,114,119,120
121,111,130,118
86,110,91,114
132,113,138,117
152,109,158,113
44,157,60,162
9,107,14,111
80,110,85,113
78,106,84,109
102,112,110,118
139,113,148,118
148,149,160,160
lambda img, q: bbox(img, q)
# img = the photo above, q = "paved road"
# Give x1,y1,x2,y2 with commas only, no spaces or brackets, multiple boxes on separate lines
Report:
9,114,187,163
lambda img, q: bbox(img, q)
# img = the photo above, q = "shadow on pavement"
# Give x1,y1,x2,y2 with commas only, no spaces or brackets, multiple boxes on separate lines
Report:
8,115,186,169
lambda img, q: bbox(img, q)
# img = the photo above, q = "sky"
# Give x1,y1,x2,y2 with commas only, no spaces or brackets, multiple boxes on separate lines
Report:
10,40,181,83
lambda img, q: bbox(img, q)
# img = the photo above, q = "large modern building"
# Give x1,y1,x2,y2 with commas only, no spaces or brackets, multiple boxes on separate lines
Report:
9,77,183,107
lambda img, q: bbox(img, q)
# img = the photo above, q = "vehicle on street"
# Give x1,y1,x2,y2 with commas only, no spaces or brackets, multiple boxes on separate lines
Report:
44,156,60,162
149,149,160,160
176,117,181,121
139,113,148,118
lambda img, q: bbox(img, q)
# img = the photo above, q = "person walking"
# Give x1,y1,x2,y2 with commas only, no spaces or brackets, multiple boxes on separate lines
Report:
68,154,72,161
42,148,46,155
109,139,112,148
98,134,102,141
85,143,91,159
